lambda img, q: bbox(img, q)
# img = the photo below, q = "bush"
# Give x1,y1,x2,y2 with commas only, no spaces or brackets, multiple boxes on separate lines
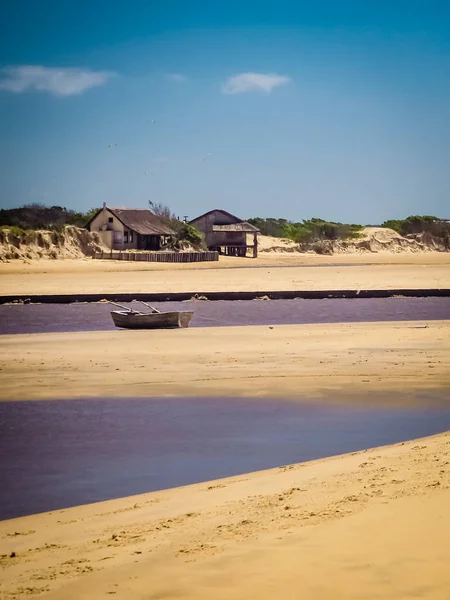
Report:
0,204,98,230
381,215,446,236
177,223,203,246
381,219,403,234
248,216,363,244
148,201,205,249
247,217,289,238
0,225,28,237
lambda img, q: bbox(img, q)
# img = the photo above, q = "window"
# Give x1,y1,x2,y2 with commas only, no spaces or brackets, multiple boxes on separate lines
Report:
108,217,113,223
129,231,133,243
124,231,128,243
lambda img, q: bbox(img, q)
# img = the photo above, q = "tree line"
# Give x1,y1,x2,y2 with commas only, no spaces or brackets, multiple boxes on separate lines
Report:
381,215,449,237
247,217,362,243
0,204,98,231
248,215,449,243
0,204,448,245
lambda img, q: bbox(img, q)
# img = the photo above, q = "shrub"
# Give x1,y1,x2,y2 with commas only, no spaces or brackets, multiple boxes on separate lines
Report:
247,217,289,238
177,223,203,246
294,218,362,243
148,201,205,249
382,215,449,238
0,204,99,230
248,217,362,243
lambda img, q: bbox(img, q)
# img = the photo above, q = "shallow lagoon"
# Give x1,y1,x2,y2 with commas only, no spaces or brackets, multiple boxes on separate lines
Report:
1,394,450,520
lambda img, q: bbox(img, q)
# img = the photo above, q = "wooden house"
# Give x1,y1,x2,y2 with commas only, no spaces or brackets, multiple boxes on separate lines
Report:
189,209,259,257
86,204,175,251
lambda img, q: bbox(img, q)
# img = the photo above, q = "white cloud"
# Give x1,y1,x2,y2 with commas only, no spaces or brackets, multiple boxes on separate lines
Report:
165,73,187,82
222,72,291,95
0,65,115,97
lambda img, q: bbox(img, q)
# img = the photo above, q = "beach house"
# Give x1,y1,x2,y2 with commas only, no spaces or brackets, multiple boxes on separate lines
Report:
86,204,175,251
189,209,259,257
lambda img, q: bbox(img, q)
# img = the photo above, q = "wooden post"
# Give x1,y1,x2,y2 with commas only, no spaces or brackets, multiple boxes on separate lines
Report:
253,233,258,258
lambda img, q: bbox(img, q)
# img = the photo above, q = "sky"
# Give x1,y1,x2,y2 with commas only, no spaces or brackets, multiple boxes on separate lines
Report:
0,0,449,224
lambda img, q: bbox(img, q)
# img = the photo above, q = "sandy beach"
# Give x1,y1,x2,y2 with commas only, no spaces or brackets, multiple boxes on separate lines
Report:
1,257,449,599
1,430,449,599
1,321,449,401
0,252,449,295
2,1,450,596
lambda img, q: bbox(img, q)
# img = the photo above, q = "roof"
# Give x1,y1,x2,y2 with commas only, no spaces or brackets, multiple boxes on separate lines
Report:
212,223,259,233
190,209,260,232
87,206,175,236
190,209,241,224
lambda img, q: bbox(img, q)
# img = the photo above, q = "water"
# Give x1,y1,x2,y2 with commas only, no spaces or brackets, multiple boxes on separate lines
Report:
0,297,448,334
1,395,450,521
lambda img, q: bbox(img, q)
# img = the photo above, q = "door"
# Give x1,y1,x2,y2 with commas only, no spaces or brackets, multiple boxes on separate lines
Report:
113,231,123,249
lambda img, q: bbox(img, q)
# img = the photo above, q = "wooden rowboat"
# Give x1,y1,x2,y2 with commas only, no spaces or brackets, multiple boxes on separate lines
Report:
111,310,193,329
109,301,194,330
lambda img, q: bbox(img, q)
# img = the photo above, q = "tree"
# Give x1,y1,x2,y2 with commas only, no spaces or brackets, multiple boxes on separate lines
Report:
148,201,204,249
148,201,175,223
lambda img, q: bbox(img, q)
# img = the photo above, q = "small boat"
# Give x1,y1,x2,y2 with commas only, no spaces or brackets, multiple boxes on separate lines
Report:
109,301,194,330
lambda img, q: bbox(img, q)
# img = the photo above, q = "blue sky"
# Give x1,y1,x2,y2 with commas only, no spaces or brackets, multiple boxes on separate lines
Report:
1,0,449,223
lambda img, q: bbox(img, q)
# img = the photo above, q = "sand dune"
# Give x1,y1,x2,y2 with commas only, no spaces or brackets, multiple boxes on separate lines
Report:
258,227,449,254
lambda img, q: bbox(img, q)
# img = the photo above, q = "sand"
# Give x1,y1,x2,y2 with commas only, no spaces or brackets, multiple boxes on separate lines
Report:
0,253,449,295
259,227,448,254
1,253,449,598
1,321,449,401
1,430,449,599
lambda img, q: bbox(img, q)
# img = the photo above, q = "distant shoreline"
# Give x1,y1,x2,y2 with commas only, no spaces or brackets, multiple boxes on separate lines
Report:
2,287,450,305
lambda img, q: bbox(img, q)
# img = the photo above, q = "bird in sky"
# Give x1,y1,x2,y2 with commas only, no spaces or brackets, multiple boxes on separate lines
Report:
108,143,117,147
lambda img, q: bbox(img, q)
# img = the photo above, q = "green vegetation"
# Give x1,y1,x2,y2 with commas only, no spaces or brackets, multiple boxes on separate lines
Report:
248,217,363,244
176,222,203,246
381,215,450,250
0,204,99,231
381,215,447,236
2,204,447,250
246,217,289,238
0,225,28,237
0,202,205,250
148,201,205,249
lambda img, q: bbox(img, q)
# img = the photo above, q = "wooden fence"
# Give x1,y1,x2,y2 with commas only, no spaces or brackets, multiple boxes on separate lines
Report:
93,250,219,263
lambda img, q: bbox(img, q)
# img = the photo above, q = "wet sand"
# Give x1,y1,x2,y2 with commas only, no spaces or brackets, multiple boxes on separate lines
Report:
1,431,449,599
0,253,449,295
1,321,449,401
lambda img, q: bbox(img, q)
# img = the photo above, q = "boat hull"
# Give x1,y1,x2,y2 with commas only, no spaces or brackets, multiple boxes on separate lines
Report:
111,311,194,330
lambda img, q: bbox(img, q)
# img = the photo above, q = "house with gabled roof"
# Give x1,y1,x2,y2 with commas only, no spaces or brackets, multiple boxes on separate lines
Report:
189,209,259,257
86,203,175,250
